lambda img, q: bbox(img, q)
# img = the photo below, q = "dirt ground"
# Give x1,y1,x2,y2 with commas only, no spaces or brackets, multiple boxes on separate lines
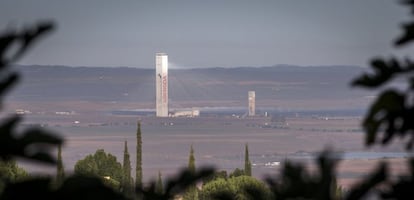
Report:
15,112,410,190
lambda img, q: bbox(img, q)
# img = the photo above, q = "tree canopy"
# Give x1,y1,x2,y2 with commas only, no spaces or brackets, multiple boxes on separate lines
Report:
74,149,123,187
0,160,28,192
200,176,271,200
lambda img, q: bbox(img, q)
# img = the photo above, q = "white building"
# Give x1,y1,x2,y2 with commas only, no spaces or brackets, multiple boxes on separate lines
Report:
172,108,200,117
248,91,255,116
156,53,169,117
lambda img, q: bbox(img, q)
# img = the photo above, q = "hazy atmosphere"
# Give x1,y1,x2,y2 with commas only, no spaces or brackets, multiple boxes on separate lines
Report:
1,0,412,68
2,1,414,199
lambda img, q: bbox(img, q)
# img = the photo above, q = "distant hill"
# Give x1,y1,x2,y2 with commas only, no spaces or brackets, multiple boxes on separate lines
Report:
8,65,371,109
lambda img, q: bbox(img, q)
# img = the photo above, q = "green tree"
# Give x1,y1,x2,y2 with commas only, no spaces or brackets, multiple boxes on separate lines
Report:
155,170,163,194
56,144,64,184
244,143,252,176
229,168,245,178
0,160,28,181
74,149,123,189
122,141,132,194
188,145,195,173
183,145,198,200
203,170,228,184
136,121,142,188
0,160,28,192
200,176,271,200
199,178,232,200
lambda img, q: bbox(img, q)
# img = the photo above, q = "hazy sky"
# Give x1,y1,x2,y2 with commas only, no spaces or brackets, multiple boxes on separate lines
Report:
1,0,412,68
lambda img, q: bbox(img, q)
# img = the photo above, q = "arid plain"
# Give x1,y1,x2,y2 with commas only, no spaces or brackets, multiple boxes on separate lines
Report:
12,101,408,189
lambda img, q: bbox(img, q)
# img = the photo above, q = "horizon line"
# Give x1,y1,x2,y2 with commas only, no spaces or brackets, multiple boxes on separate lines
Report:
14,63,364,70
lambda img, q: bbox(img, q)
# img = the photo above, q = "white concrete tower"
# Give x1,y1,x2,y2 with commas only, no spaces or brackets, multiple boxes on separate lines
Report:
156,53,168,117
248,91,255,116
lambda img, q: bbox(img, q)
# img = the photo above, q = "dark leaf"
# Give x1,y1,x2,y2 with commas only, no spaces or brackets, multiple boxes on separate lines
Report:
380,159,414,200
266,150,339,200
20,128,62,146
243,186,270,200
394,0,414,46
362,90,409,147
0,21,54,67
352,57,414,91
345,162,387,200
0,34,15,67
0,73,19,105
0,116,63,163
352,58,401,88
210,191,235,200
0,116,22,160
8,21,55,65
0,178,53,200
56,175,126,200
395,22,414,46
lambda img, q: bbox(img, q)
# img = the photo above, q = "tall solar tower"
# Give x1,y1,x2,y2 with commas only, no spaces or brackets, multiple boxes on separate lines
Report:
248,91,255,116
156,53,168,117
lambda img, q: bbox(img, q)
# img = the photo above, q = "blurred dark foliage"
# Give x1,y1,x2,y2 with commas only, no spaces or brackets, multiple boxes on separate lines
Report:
0,22,62,164
221,0,414,199
0,22,129,200
345,163,387,200
348,0,414,200
352,0,414,149
265,151,340,200
395,0,414,46
0,116,62,164
380,159,414,200
1,176,126,200
0,22,53,67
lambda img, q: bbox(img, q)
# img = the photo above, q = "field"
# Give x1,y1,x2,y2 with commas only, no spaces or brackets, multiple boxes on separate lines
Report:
17,111,408,189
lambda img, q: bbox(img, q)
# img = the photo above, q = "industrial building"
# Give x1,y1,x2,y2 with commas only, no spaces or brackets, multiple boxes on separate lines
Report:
172,108,200,117
156,53,168,117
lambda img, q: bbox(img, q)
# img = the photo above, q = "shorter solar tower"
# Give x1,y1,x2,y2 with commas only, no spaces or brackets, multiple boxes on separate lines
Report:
248,91,255,116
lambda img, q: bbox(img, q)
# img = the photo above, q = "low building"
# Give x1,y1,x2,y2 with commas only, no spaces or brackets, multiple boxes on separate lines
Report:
172,108,200,117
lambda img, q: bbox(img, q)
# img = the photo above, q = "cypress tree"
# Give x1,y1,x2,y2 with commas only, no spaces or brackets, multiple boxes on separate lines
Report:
136,121,142,187
244,143,252,176
155,170,163,194
183,145,198,200
188,144,195,173
122,140,132,192
56,144,65,183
